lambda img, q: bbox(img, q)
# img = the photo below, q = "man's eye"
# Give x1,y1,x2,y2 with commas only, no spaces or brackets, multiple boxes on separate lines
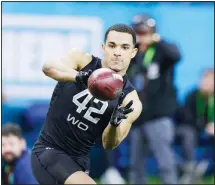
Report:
109,45,115,48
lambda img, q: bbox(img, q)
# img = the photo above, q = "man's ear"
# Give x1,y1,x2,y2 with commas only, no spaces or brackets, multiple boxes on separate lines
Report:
131,48,138,59
102,44,105,52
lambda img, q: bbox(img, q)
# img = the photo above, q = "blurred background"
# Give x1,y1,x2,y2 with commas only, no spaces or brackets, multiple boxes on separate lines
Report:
2,2,214,184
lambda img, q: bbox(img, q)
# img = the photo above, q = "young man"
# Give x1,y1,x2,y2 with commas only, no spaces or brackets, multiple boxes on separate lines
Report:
2,123,37,184
31,24,142,184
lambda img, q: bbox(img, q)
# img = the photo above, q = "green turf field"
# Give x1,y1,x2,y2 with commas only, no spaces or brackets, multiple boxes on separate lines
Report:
95,176,214,184
146,176,214,184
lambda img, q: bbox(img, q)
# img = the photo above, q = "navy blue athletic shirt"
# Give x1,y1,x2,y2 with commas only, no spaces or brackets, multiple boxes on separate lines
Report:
36,56,135,156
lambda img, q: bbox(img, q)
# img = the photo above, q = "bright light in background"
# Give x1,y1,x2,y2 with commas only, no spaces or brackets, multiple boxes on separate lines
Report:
2,14,103,99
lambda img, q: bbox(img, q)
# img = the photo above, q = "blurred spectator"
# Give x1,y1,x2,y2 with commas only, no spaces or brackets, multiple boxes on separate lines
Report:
176,68,214,183
2,123,38,184
100,150,126,184
128,13,181,184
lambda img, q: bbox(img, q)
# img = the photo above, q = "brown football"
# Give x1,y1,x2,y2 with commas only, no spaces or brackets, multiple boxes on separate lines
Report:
88,68,123,101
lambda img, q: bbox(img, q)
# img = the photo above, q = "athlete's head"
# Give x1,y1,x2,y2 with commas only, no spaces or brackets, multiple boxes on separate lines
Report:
199,68,214,96
131,14,159,51
2,123,26,164
102,24,138,75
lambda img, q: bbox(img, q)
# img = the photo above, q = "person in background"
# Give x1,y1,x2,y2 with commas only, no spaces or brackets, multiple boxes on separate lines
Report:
128,13,181,184
2,123,38,184
176,68,214,184
100,150,126,184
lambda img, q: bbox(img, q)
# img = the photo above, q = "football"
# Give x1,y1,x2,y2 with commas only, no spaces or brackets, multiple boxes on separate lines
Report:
88,68,123,101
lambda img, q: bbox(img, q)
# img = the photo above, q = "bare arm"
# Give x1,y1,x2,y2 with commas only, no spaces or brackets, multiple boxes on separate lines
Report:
102,90,142,150
42,49,92,82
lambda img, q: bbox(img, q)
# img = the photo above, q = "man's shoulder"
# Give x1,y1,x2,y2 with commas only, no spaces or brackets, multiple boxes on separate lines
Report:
81,55,102,71
68,49,96,70
124,76,135,91
156,40,177,47
15,149,32,167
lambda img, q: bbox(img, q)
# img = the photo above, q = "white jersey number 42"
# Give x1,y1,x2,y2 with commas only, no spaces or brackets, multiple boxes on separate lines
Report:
72,89,108,124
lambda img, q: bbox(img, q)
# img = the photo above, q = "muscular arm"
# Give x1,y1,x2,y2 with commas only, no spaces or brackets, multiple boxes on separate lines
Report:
42,49,92,82
102,90,142,150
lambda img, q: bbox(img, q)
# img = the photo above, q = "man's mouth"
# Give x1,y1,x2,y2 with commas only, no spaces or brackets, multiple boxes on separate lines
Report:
112,58,121,61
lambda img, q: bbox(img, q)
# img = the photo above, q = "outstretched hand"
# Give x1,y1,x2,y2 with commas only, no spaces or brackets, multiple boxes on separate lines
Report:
75,69,92,87
110,93,134,127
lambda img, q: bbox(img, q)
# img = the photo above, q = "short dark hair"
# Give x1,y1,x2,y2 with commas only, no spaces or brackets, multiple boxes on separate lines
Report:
104,24,136,46
2,123,23,138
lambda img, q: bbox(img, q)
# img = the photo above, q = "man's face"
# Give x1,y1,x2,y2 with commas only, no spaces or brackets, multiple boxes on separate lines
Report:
199,72,214,95
2,134,25,163
136,29,154,46
102,31,137,75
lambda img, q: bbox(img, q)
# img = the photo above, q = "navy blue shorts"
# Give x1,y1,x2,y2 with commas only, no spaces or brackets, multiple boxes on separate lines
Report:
31,144,89,184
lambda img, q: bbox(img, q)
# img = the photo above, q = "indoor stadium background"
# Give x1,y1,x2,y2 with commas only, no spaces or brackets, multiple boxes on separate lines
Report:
2,2,214,184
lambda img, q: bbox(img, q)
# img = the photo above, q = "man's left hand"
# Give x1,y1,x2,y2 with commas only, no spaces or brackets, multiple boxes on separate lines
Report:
110,93,134,127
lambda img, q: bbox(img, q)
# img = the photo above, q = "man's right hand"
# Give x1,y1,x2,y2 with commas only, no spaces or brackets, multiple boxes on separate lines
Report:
75,69,92,86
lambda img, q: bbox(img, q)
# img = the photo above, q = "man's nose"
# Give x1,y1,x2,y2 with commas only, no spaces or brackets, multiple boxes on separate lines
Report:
113,48,121,57
3,145,11,152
